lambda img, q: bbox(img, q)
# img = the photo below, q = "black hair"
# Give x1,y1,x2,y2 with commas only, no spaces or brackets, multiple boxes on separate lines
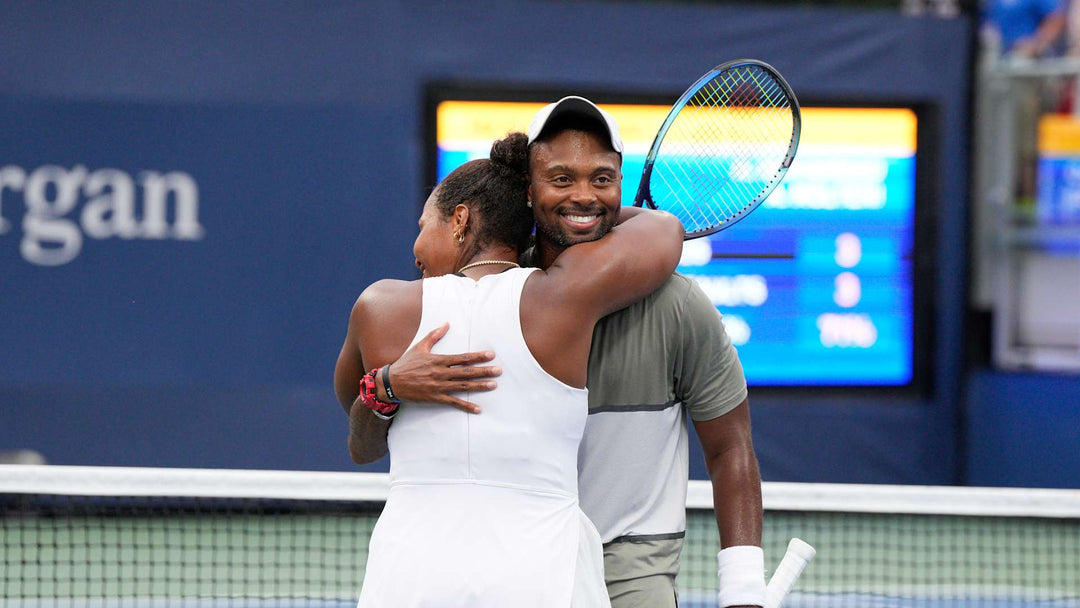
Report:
434,131,533,253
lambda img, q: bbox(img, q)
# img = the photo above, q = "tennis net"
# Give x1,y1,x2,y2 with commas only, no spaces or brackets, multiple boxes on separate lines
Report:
2,465,1078,607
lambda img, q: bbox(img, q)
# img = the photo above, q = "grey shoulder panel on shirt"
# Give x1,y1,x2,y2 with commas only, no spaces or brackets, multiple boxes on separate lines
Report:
586,272,746,419
586,275,690,409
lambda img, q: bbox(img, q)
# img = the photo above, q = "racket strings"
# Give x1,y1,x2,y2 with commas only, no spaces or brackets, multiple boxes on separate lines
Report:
651,65,796,233
659,84,741,225
659,123,785,214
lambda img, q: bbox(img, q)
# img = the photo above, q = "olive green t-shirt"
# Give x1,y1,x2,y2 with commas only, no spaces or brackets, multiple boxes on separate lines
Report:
578,272,748,583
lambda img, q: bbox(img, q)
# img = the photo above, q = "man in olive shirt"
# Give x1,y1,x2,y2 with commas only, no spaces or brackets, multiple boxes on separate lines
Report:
342,97,764,607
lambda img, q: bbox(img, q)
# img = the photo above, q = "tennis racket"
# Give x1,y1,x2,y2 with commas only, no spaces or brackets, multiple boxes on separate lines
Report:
764,538,816,608
633,59,801,240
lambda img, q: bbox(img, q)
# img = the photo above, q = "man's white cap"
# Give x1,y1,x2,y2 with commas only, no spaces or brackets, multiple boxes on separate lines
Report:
527,96,624,154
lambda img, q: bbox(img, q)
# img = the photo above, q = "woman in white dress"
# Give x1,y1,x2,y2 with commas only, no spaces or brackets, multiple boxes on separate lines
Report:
335,128,683,607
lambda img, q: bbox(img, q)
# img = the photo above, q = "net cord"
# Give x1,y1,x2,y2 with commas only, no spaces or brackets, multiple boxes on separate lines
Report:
690,479,1080,518
0,464,388,501
2,465,1079,519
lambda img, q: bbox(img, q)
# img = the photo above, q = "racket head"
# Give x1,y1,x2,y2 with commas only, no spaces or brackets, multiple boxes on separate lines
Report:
634,59,801,239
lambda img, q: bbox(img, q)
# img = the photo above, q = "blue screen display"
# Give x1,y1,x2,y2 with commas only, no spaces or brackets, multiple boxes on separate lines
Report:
435,101,918,387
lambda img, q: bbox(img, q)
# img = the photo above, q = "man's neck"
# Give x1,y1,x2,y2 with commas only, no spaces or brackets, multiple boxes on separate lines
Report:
535,239,565,271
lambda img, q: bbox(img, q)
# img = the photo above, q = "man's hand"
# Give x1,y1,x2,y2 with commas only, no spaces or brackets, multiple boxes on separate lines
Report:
381,323,500,413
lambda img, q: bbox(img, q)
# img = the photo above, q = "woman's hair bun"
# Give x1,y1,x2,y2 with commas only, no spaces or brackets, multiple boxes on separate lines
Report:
489,132,529,177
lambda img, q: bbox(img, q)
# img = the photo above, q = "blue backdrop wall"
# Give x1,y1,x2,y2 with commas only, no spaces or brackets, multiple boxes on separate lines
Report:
0,1,985,483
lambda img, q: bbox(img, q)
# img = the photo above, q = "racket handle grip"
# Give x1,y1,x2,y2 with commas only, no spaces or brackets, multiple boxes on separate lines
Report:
763,538,816,608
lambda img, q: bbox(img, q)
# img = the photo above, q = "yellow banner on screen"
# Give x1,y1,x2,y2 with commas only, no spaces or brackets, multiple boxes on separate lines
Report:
1038,113,1080,155
437,101,916,153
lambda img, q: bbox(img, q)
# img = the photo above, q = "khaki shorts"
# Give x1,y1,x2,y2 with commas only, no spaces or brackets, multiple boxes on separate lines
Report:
606,573,678,608
603,537,683,608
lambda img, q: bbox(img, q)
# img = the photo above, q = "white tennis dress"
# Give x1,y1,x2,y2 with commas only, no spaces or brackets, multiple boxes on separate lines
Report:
357,267,610,608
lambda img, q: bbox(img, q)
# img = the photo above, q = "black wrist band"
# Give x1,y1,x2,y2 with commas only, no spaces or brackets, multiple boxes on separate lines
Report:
381,364,402,404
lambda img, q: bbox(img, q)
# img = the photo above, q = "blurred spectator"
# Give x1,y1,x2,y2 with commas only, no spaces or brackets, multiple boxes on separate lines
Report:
1067,0,1080,55
980,0,1068,212
983,0,1066,58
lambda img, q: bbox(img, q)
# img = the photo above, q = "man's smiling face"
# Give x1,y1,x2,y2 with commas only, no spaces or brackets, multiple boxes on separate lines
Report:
528,128,622,251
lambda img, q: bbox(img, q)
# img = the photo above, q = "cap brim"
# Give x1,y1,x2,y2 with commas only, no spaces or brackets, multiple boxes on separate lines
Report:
527,96,624,154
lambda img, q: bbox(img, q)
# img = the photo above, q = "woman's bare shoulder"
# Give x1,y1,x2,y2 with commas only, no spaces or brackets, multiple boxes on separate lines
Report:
348,278,424,364
352,278,422,321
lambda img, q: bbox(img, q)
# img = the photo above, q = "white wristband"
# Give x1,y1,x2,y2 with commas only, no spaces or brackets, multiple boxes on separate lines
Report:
716,545,766,607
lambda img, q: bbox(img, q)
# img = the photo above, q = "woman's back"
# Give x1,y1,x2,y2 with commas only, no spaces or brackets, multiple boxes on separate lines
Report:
388,267,586,494
359,267,608,608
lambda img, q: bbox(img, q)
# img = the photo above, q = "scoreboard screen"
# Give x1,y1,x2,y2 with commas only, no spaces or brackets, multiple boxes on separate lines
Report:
430,94,927,388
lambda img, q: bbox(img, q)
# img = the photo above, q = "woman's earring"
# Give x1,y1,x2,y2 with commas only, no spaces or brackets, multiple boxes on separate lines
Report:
457,231,465,244
526,199,532,208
